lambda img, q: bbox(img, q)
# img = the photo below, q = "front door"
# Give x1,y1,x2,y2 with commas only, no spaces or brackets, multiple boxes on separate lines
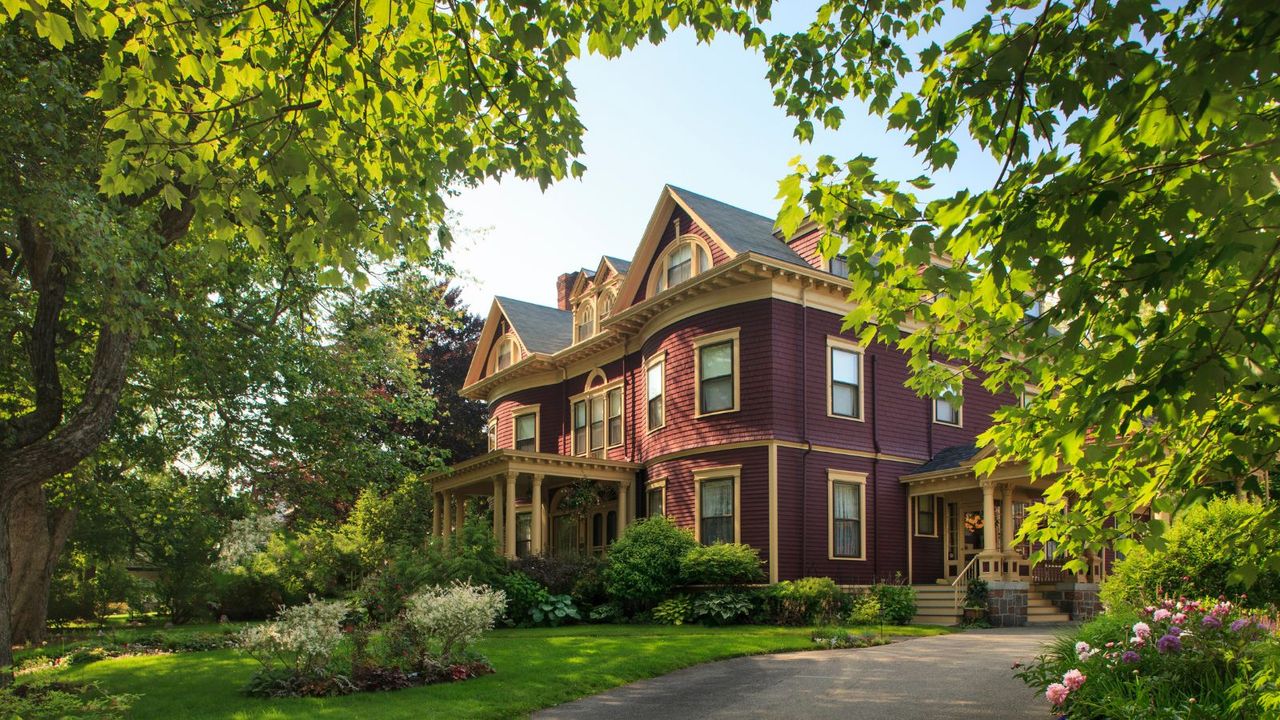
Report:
946,500,986,579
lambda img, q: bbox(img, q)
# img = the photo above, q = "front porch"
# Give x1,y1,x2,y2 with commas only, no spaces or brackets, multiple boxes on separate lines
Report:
426,449,642,559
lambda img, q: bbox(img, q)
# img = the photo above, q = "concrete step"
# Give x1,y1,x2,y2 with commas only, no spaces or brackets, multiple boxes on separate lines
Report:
1027,613,1072,624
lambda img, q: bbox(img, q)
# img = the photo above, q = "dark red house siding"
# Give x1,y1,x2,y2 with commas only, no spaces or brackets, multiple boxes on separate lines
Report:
645,446,770,562
634,208,734,305
785,226,826,270
911,496,945,584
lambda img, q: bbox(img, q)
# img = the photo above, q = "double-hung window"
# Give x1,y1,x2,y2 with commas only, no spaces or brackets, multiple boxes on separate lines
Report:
934,386,961,426
699,477,735,545
667,243,693,287
830,473,865,559
646,357,665,430
589,395,606,457
914,496,937,537
695,330,739,416
572,400,588,455
646,481,665,518
829,255,849,278
514,411,537,452
515,512,532,558
606,387,623,447
829,340,862,419
486,419,497,451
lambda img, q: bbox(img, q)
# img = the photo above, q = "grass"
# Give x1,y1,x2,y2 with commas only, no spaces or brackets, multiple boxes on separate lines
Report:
36,623,951,719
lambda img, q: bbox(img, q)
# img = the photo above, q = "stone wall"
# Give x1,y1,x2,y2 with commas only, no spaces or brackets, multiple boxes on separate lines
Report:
986,581,1029,627
1041,581,1101,621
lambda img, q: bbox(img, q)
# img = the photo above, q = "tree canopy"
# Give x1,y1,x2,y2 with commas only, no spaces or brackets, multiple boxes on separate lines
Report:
765,0,1279,573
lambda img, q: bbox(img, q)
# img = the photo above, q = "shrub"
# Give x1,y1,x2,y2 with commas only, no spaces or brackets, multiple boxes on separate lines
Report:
354,550,435,623
766,577,847,625
847,592,882,625
603,517,697,611
812,628,889,650
436,519,510,588
214,568,297,621
510,554,599,595
871,579,917,625
239,594,350,676
1017,598,1280,718
1101,498,1280,610
653,595,695,625
569,561,610,611
400,581,506,667
680,543,764,586
496,571,546,627
692,589,756,625
963,579,989,610
588,602,623,623
1,679,135,720
530,594,581,627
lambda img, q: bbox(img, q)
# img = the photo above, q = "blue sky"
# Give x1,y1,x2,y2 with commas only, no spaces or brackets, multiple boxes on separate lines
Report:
446,2,998,314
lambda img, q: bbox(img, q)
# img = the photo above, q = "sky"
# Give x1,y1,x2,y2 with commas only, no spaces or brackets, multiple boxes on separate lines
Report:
446,2,999,314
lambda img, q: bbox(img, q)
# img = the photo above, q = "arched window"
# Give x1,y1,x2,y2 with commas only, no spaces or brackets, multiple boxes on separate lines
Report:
652,237,713,295
599,293,614,320
494,336,519,372
575,301,595,343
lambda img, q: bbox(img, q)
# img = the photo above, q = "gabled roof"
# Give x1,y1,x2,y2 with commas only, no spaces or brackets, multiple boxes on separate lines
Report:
603,256,632,274
668,186,808,266
494,296,573,355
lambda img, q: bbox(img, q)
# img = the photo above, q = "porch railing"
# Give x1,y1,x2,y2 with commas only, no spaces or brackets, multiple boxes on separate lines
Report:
951,554,982,611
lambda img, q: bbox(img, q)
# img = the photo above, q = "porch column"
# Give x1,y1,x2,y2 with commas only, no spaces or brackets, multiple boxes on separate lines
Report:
504,471,518,559
492,477,505,554
442,489,454,546
617,479,630,537
1001,483,1015,579
531,474,545,556
455,493,466,537
940,495,951,578
432,492,443,541
979,479,1000,580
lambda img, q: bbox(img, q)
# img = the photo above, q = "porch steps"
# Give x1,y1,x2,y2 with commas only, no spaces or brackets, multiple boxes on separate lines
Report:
909,585,1071,625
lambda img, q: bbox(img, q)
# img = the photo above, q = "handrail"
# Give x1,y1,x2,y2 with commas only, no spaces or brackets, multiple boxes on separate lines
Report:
951,554,982,611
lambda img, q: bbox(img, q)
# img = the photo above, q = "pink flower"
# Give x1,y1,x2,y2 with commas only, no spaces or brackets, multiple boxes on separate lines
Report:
1152,609,1171,622
1133,621,1152,639
1172,613,1186,626
1063,669,1087,691
1075,641,1094,661
1046,683,1070,706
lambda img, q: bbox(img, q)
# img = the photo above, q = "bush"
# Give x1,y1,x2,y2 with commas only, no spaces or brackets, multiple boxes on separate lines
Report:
496,571,546,627
679,543,764,586
400,581,506,667
509,554,599,595
239,597,350,689
353,550,435,623
588,602,623,623
691,589,756,625
603,517,696,611
653,595,695,625
1101,498,1280,610
766,577,847,625
1017,598,1280,718
963,579,989,610
529,594,581,627
871,580,917,625
847,592,881,625
1,679,135,720
569,562,610,611
214,568,297,621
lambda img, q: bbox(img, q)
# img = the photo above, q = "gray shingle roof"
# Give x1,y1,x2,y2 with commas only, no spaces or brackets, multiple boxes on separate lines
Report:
494,297,573,355
914,444,981,474
668,186,809,267
604,256,632,274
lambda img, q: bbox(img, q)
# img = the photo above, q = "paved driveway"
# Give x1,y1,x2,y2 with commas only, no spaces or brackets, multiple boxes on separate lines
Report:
535,627,1059,720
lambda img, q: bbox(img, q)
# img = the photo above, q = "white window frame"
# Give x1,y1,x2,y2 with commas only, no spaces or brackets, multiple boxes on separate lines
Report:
486,418,497,451
693,328,740,418
648,236,714,296
828,470,867,561
646,352,666,432
574,299,596,344
693,465,741,545
493,335,520,373
829,254,849,278
512,404,540,453
826,336,865,421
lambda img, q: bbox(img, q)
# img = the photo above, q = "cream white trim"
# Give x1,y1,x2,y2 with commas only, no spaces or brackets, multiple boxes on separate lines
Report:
693,465,742,544
573,297,597,344
913,495,939,537
645,477,667,517
826,336,865,422
768,443,779,583
583,368,609,391
570,378,626,454
647,235,715,298
511,404,541,453
828,469,868,561
692,328,741,418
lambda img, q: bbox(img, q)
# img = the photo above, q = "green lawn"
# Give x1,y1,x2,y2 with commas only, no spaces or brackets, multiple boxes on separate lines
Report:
39,624,950,719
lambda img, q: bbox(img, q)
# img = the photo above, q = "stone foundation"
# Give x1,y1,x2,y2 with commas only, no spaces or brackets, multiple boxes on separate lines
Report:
1041,581,1101,621
986,581,1029,627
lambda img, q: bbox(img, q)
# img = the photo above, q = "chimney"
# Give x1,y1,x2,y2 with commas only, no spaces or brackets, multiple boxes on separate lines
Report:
556,271,579,311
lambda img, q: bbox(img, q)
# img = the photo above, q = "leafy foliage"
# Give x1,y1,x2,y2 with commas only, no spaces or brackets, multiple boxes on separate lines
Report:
764,577,848,626
1,678,135,720
847,592,881,625
763,0,1280,576
400,582,506,667
529,594,581,627
603,517,697,612
691,589,756,626
870,582,917,626
1100,498,1280,610
652,595,695,626
679,542,764,586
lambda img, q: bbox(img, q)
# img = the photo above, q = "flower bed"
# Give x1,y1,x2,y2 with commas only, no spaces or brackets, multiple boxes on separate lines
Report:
1018,597,1280,717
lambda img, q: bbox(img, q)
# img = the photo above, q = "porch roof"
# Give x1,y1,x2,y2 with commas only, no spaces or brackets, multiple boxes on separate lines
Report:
425,449,641,494
899,444,1046,495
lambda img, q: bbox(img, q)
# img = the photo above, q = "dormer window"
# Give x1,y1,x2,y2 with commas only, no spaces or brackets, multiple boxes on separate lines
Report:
599,293,614,320
495,336,518,372
653,238,713,294
575,302,596,343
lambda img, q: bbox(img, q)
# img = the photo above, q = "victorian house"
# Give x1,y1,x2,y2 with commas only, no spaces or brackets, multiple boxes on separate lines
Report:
425,185,1103,625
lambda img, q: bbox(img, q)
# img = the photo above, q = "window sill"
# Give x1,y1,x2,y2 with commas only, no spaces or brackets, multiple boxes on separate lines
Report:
828,554,867,562
827,412,866,423
694,407,739,419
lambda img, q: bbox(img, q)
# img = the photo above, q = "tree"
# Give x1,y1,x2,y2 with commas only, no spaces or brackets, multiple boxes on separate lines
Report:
0,0,768,678
762,0,1279,573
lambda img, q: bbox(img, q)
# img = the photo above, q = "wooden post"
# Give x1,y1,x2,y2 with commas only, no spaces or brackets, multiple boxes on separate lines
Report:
455,493,466,539
492,477,504,555
442,490,454,548
432,492,443,541
1000,484,1015,579
617,480,630,538
979,480,999,580
504,471,518,559
531,474,544,556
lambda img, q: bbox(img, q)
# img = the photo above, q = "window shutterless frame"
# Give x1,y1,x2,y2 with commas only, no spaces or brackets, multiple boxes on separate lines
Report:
513,407,538,452
692,329,740,418
692,465,741,545
914,495,938,537
827,470,867,560
826,336,864,421
646,352,666,432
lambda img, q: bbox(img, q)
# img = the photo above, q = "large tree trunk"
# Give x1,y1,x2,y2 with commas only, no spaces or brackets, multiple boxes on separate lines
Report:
8,484,77,645
0,496,12,685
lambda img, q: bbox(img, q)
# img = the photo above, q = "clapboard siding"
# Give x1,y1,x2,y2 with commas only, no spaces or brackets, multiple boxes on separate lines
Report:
785,226,826,270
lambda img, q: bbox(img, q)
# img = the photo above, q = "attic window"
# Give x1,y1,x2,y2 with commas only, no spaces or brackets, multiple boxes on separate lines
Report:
653,238,713,294
575,302,596,343
600,293,614,320
495,337,518,371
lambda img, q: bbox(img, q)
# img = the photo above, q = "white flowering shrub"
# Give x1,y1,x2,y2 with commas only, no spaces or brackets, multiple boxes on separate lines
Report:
402,581,506,665
217,514,283,570
239,597,348,676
